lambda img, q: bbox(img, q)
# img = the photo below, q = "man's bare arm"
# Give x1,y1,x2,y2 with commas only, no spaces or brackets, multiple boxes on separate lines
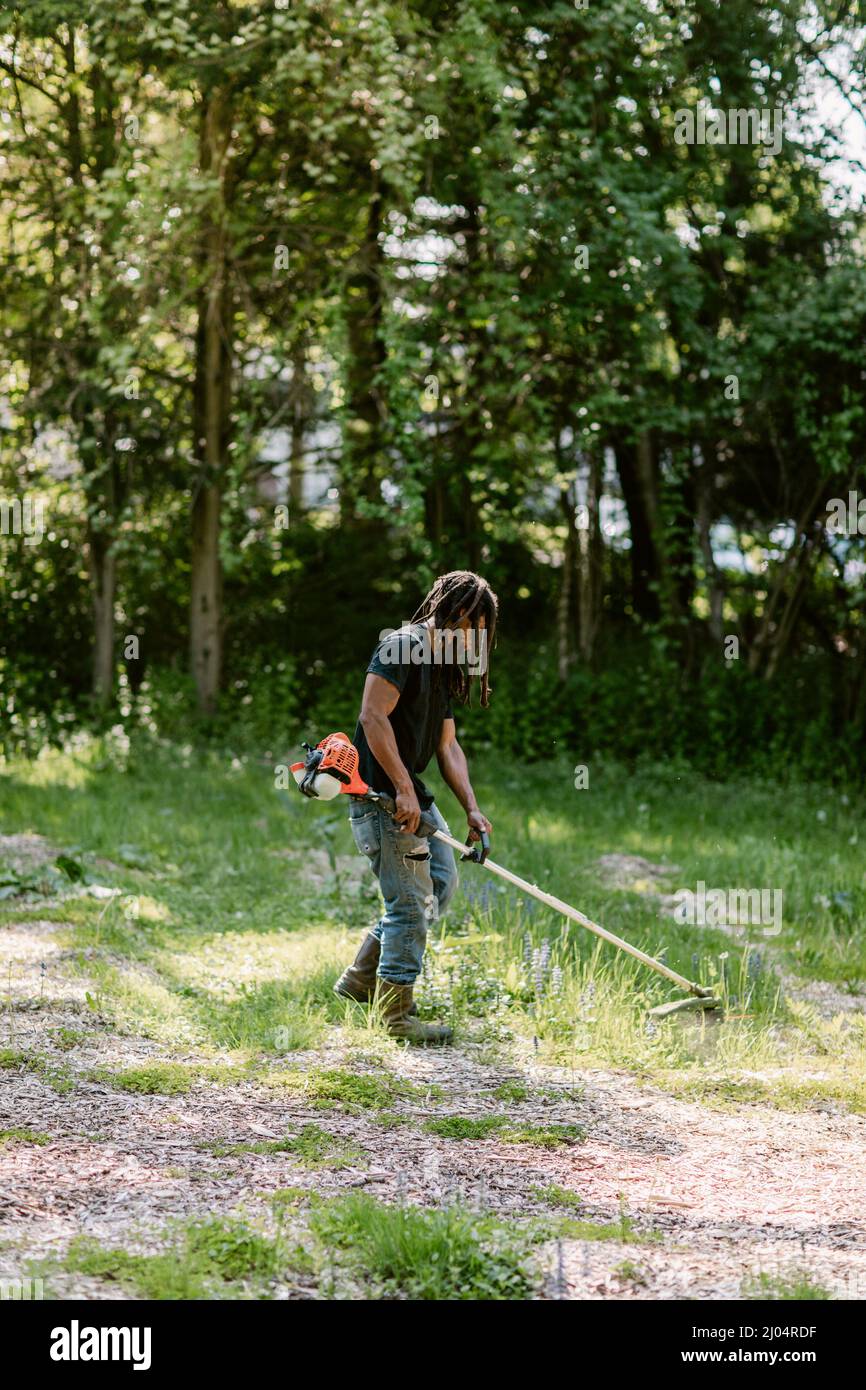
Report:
436,717,492,840
359,673,421,833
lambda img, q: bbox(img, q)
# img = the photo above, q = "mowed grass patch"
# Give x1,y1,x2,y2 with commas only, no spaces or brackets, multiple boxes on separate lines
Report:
424,1115,583,1146
0,1127,51,1147
92,1062,207,1095
260,1066,437,1111
0,1048,75,1094
60,1216,309,1299
658,1065,866,1115
206,1124,366,1170
157,928,357,1052
3,740,865,1110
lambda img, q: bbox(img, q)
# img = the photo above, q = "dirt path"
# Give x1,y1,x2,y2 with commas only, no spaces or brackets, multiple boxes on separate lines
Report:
3,996,865,1299
2,837,865,1300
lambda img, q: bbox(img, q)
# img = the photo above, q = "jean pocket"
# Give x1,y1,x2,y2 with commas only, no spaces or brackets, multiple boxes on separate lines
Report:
350,813,380,856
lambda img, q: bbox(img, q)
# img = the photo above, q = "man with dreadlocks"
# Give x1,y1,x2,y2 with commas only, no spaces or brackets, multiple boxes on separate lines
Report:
334,571,498,1043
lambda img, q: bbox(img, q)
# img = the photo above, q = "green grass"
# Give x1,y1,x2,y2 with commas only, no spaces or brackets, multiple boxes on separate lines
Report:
0,1048,74,1094
659,1065,866,1115
262,1187,317,1210
614,1259,648,1286
5,734,866,1303
0,1127,51,1147
562,1219,639,1241
491,1080,529,1102
743,1270,833,1300
424,1114,583,1146
261,1066,436,1110
424,1115,508,1140
279,1126,366,1169
209,1124,366,1170
532,1188,659,1242
61,1216,302,1299
61,1193,536,1300
500,1122,585,1147
92,1060,253,1094
539,1214,660,1243
2,738,865,1112
309,1193,533,1300
533,1184,583,1210
47,1027,86,1051
94,1062,200,1095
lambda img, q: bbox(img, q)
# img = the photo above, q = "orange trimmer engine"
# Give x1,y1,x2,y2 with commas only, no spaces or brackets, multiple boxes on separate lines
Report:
291,732,371,801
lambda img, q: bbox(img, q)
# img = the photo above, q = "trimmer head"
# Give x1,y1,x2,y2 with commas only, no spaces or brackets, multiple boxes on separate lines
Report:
649,992,723,1019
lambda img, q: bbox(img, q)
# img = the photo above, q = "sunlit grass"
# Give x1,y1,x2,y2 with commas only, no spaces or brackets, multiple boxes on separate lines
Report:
308,1193,534,1300
2,738,865,1111
59,1215,307,1299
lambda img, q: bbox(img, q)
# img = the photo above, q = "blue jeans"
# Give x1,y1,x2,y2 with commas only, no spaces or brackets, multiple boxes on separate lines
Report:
348,800,459,985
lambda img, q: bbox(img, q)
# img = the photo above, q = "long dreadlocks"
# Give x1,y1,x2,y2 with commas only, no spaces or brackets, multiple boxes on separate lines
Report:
410,571,499,708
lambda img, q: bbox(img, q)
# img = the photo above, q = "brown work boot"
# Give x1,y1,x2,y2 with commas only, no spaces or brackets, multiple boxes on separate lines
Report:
333,933,380,1003
334,935,418,1013
375,979,452,1045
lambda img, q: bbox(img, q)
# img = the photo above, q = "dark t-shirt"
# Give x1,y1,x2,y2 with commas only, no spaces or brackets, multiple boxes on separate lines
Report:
354,624,454,809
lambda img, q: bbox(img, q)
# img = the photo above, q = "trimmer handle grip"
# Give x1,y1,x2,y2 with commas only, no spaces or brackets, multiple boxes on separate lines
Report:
462,830,490,865
364,791,439,840
361,791,487,859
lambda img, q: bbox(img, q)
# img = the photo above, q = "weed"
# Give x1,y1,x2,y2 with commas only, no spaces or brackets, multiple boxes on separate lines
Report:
0,1128,51,1147
94,1062,198,1095
743,1270,833,1300
309,1194,534,1300
61,1216,294,1299
263,1067,434,1111
208,1125,365,1170
425,1115,583,1146
532,1184,583,1210
492,1081,528,1102
614,1259,648,1285
0,1048,74,1094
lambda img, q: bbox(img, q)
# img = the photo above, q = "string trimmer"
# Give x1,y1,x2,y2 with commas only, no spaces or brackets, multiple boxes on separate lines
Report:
291,733,722,1019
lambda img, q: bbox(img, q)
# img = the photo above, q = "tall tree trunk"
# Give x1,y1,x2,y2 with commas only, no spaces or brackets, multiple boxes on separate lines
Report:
190,87,233,717
63,38,122,706
190,483,223,714
845,639,866,727
557,483,578,680
447,200,486,567
615,435,660,622
461,473,480,571
577,452,603,664
341,170,386,528
764,534,820,682
696,448,723,642
748,475,826,676
289,336,307,517
635,430,661,543
87,524,116,705
645,438,695,637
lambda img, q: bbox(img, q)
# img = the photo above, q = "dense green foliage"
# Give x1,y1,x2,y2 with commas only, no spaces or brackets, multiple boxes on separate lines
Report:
1,2,865,770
